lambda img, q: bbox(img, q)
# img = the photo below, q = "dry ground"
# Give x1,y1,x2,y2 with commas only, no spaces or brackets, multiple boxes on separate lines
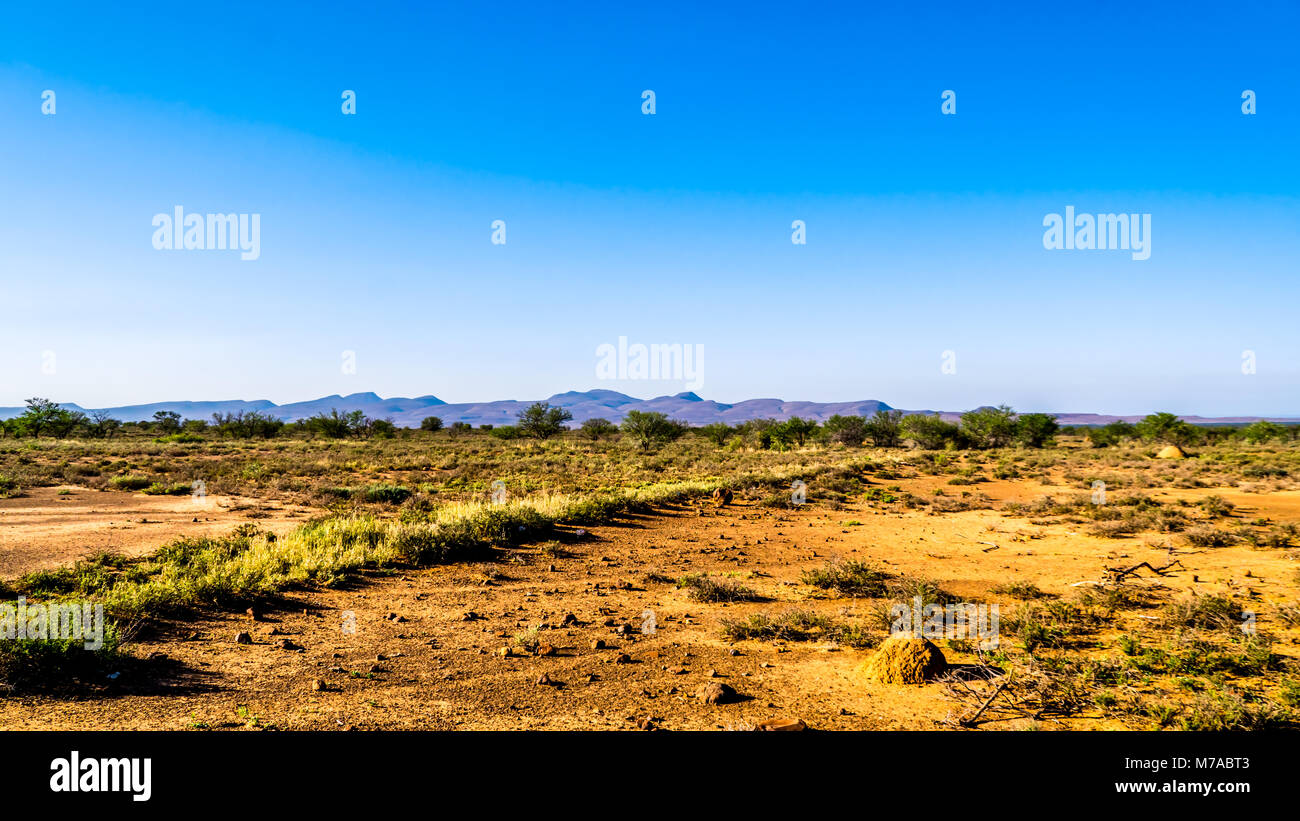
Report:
4,471,1297,731
0,486,315,578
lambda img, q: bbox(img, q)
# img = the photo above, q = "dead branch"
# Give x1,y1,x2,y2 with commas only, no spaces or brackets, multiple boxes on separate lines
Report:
1104,559,1184,584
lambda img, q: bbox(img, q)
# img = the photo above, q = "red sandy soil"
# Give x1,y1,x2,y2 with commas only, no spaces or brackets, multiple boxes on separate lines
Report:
2,477,1297,731
0,486,316,578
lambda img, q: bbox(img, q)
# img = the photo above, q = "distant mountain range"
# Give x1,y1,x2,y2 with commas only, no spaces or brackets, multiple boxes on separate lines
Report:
2,391,1297,428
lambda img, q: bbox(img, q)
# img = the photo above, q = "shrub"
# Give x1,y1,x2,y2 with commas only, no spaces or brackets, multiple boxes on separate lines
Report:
108,476,152,491
142,481,192,496
676,573,761,603
991,581,1052,600
801,560,891,597
579,418,618,441
359,484,413,504
720,609,879,647
1183,526,1237,548
1162,594,1243,630
1199,495,1235,518
698,422,733,446
0,627,124,692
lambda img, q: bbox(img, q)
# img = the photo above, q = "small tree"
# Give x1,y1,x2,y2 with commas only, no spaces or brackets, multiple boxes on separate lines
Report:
580,417,618,441
1241,420,1284,444
1087,421,1134,448
152,410,182,434
862,409,903,447
420,416,444,432
48,410,87,439
736,418,779,449
86,410,121,440
306,409,356,439
960,405,1017,449
1135,412,1197,447
18,397,62,437
901,413,962,449
1015,413,1059,448
621,410,687,453
698,422,734,447
517,402,573,440
823,414,866,447
780,416,818,447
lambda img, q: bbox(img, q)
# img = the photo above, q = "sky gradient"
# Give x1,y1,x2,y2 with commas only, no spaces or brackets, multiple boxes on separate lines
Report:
2,1,1297,416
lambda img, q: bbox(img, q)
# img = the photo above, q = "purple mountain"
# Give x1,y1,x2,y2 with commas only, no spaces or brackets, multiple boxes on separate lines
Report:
1,391,1296,427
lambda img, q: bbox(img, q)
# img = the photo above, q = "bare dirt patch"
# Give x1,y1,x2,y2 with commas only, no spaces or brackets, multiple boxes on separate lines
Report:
0,486,317,578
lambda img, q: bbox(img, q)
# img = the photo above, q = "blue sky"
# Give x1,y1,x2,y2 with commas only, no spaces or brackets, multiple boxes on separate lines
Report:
1,1,1297,415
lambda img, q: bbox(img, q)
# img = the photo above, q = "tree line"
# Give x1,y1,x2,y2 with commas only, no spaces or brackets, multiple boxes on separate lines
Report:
4,397,1296,451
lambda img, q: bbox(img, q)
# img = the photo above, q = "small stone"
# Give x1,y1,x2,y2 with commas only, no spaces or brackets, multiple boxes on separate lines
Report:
234,632,252,645
536,673,555,686
614,653,632,664
535,644,557,657
590,639,607,650
756,717,806,732
693,682,737,705
310,679,327,692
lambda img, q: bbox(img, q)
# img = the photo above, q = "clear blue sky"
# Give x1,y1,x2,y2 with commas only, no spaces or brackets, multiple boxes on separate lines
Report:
1,1,1297,415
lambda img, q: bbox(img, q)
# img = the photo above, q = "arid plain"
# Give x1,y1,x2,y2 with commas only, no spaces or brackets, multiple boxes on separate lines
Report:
2,423,1298,731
